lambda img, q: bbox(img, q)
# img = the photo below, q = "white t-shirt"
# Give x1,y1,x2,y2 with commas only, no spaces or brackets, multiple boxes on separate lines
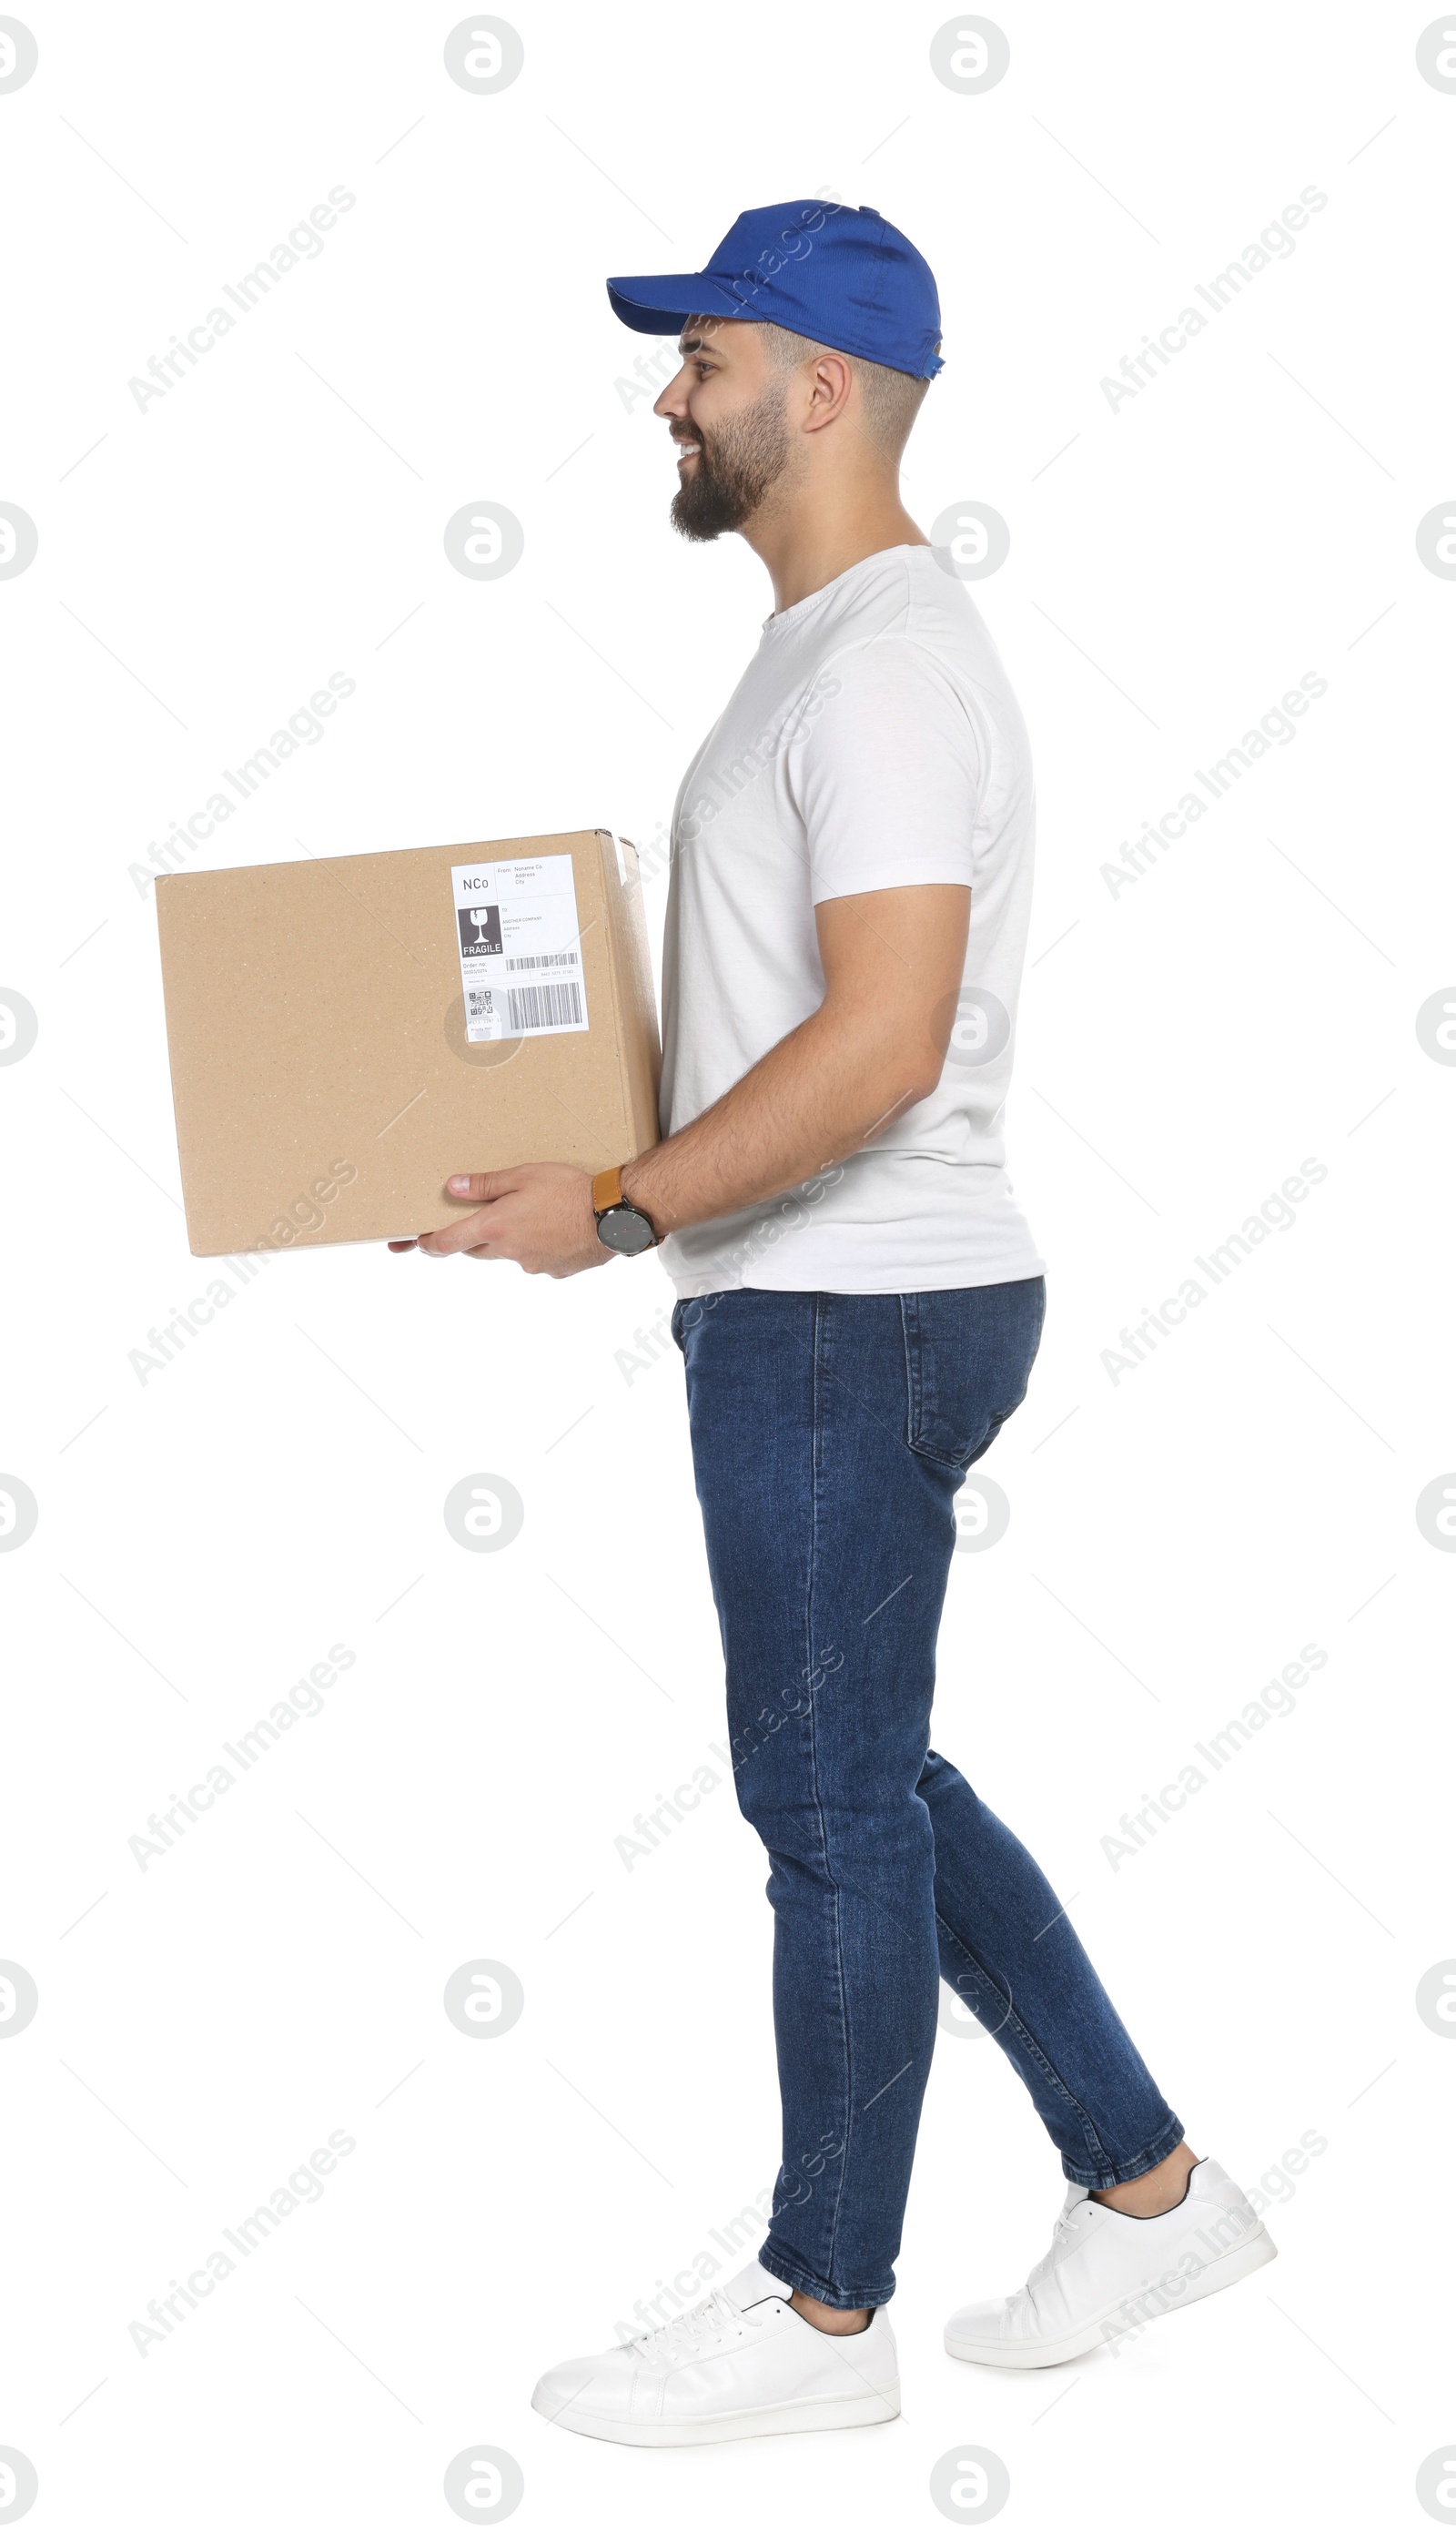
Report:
658,542,1045,1298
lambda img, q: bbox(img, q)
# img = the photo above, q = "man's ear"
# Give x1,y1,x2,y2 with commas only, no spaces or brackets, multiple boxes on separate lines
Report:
803,352,854,431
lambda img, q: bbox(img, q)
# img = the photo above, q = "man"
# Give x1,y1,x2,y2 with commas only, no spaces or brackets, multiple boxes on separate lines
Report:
396,199,1276,2443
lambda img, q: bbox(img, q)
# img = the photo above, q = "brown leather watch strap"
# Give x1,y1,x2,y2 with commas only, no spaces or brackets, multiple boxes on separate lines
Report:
592,1165,625,1214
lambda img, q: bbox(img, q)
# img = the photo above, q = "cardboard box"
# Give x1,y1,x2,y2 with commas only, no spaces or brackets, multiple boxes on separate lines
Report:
156,830,661,1256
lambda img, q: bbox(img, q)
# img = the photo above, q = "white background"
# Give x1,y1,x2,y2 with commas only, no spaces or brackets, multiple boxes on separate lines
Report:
2,2,1453,2534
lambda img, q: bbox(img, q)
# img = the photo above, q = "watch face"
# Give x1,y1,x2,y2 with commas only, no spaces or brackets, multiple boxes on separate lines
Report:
600,1204,656,1256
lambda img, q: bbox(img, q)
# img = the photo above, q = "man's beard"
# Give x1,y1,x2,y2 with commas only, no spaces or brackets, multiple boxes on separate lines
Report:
670,383,794,541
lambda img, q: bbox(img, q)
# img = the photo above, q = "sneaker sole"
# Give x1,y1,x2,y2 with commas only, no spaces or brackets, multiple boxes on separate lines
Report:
532,2382,901,2446
944,2223,1278,2370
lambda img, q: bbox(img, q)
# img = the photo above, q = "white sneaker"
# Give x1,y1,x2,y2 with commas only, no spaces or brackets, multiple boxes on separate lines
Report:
531,2260,900,2446
945,2155,1277,2370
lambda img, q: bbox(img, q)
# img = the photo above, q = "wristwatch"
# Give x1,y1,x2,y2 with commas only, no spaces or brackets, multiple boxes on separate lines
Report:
592,1164,660,1256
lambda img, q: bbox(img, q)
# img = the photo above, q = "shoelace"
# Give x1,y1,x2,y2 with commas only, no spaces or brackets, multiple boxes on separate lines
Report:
630,2285,747,2366
1026,2200,1091,2287
1011,2206,1087,2328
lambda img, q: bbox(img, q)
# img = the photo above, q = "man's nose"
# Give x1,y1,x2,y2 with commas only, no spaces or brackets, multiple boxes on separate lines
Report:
653,366,692,420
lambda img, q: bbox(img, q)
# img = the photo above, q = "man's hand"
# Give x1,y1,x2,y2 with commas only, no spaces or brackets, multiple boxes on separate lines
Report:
388,1162,611,1278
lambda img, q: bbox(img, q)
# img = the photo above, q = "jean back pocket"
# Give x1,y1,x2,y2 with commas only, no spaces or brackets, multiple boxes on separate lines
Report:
900,1280,1046,1474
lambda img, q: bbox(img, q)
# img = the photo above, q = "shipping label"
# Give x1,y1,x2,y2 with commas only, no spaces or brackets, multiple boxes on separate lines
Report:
450,855,590,1042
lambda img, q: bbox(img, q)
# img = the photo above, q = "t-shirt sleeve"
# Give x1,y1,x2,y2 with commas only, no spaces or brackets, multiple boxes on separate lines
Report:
791,636,984,905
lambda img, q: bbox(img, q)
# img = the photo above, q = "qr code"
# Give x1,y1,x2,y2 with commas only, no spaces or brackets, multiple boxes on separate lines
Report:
467,989,493,1018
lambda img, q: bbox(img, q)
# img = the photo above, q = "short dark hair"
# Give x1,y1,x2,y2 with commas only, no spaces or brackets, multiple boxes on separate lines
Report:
760,322,933,459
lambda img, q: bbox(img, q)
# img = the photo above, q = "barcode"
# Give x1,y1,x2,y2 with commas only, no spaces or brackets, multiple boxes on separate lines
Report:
507,950,578,973
507,980,583,1032
467,989,493,1016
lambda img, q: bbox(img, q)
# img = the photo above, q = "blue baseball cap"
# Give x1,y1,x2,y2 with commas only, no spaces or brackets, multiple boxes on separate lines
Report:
606,199,944,381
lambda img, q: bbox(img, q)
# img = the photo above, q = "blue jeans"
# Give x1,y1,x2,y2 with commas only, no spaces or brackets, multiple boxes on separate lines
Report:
672,1281,1182,2311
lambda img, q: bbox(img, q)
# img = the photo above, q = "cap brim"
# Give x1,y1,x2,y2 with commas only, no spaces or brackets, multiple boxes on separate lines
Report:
606,274,761,335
